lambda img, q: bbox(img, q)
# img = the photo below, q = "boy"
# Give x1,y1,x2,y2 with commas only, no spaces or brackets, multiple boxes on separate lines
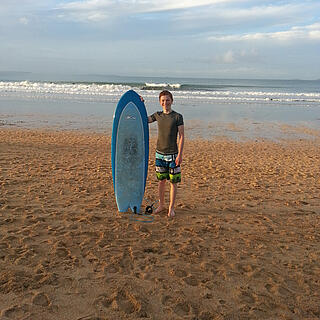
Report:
148,90,184,217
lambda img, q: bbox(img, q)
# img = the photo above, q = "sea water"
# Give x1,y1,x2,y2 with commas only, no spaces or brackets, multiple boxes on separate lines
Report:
0,75,319,140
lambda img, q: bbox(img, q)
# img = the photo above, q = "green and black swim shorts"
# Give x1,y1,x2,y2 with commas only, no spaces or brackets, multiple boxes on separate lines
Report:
155,151,181,183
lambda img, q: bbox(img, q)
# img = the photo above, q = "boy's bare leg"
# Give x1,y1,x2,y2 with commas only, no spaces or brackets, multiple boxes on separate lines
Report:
154,179,166,213
168,182,177,217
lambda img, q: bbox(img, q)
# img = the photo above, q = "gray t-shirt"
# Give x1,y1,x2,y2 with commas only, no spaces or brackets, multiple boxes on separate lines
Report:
150,110,184,154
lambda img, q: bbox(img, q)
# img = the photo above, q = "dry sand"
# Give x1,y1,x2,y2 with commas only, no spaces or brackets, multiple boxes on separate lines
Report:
0,128,320,320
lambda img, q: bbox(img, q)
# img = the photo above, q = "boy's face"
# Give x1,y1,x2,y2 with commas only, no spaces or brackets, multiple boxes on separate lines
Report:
159,95,173,113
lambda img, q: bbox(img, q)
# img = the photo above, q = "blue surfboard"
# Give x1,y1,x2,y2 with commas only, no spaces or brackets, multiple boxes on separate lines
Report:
111,90,149,213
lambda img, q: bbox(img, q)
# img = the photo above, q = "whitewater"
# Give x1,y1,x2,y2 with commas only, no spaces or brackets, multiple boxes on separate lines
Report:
0,77,319,139
0,80,319,106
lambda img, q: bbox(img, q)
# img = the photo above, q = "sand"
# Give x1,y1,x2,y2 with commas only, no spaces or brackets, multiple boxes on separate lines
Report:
0,128,320,320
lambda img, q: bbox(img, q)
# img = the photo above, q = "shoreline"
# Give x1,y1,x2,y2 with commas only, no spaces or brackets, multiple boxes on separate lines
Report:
1,128,320,319
1,118,320,142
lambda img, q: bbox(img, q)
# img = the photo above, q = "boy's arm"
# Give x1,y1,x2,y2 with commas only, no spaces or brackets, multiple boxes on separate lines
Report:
175,125,184,166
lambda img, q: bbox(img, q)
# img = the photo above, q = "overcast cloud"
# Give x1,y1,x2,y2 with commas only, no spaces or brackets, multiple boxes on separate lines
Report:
0,0,319,79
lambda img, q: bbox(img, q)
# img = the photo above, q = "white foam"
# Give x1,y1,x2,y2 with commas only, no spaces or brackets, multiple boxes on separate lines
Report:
0,81,131,96
0,81,319,105
172,89,320,104
145,82,181,89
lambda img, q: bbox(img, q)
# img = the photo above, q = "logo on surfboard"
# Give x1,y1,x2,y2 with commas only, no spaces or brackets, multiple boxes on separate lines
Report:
126,115,136,120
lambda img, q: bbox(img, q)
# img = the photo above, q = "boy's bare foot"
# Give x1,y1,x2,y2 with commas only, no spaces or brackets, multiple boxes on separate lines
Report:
167,209,175,217
154,206,165,214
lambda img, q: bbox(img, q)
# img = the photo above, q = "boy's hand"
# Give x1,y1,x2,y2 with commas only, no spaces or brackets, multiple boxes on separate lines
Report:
175,154,182,166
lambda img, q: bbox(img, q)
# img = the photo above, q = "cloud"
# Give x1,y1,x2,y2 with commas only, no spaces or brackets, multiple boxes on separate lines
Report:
56,0,235,22
216,50,235,63
0,1,57,28
194,48,261,66
208,23,320,42
58,0,232,11
19,17,29,25
171,2,320,42
214,48,261,64
178,2,305,21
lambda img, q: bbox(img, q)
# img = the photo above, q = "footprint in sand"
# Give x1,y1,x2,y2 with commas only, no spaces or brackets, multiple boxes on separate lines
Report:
1,304,31,319
103,252,133,276
94,284,150,317
173,300,191,317
0,242,9,260
265,283,272,293
265,282,293,299
93,294,113,309
235,262,255,275
238,289,256,305
118,290,146,316
275,285,293,297
53,247,70,258
183,275,199,286
170,268,187,278
103,263,120,274
0,270,32,293
197,311,217,320
32,292,51,307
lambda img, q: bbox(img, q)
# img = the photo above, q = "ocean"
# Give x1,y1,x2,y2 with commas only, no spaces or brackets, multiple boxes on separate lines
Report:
0,74,319,140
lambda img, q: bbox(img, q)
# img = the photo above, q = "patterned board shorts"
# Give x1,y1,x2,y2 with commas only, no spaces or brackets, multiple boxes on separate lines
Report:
155,152,181,183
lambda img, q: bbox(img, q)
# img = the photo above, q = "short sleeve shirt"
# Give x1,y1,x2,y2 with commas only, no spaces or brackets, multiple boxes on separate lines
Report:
151,110,184,154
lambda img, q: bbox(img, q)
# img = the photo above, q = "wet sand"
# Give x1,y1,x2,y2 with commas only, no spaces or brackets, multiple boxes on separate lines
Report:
1,128,320,319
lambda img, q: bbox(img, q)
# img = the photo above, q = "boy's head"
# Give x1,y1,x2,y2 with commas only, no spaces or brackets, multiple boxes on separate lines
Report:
159,90,173,114
159,90,173,102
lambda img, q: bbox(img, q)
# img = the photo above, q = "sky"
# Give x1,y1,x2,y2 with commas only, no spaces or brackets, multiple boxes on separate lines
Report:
0,0,320,79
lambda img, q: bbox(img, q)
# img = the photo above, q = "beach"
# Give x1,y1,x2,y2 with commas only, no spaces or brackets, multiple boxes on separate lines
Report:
1,128,320,319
